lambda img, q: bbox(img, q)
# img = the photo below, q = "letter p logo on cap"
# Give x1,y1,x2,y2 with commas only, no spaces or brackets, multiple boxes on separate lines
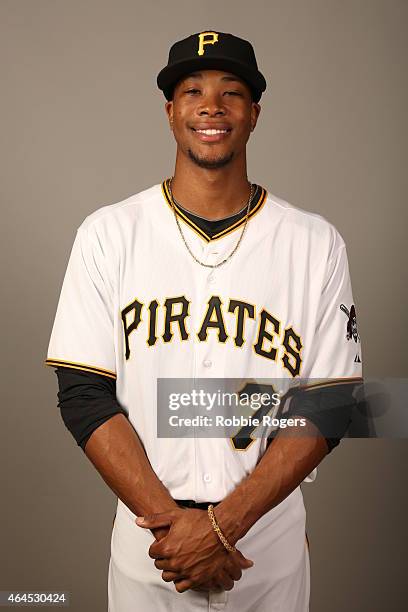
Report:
197,31,219,56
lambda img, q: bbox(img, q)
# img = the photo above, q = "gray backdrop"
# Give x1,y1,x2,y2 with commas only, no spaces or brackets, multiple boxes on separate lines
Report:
1,1,407,610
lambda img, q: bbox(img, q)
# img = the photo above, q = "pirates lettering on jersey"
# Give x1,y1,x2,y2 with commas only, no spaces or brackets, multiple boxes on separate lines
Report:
253,310,280,361
147,299,159,347
163,296,190,343
121,295,303,377
228,300,255,347
121,298,143,360
197,296,228,343
282,327,303,377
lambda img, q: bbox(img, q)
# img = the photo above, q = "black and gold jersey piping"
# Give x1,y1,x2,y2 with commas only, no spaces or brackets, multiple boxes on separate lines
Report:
161,178,267,243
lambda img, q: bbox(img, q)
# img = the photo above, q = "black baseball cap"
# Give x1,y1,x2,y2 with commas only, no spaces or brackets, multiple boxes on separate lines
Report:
157,30,267,103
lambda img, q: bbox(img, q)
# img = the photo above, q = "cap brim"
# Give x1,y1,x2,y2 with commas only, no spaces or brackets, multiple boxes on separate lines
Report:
157,57,266,102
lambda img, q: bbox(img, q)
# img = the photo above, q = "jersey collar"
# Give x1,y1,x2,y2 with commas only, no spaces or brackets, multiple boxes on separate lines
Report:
161,178,267,243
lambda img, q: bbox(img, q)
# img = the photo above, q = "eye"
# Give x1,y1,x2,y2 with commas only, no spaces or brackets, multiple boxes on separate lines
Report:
184,88,242,96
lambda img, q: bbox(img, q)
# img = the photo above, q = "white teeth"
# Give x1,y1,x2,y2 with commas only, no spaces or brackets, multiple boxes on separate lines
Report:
195,129,228,135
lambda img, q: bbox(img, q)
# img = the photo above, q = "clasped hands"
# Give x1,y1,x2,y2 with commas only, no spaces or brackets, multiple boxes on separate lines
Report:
135,507,254,593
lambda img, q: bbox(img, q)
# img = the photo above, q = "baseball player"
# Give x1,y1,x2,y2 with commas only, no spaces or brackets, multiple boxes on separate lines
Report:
45,31,363,611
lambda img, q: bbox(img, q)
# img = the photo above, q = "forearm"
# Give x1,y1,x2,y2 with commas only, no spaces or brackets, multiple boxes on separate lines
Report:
84,413,179,516
214,419,328,545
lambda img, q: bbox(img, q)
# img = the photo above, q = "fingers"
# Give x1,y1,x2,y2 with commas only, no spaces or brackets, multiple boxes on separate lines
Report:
154,558,186,584
173,579,194,594
151,526,170,542
154,551,254,594
220,549,255,587
172,568,234,593
154,558,180,573
162,571,185,583
135,512,174,530
223,557,242,581
154,550,253,592
234,550,254,568
171,566,239,594
215,568,234,591
172,573,223,594
192,582,223,593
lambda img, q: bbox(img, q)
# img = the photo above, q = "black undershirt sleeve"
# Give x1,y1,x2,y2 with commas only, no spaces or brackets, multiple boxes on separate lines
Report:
285,383,358,453
55,367,128,451
323,437,340,453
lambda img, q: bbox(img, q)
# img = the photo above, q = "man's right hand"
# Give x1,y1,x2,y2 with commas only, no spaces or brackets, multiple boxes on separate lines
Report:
191,551,252,592
150,523,251,593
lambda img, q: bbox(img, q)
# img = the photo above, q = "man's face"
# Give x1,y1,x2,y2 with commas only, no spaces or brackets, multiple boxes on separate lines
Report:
165,69,261,170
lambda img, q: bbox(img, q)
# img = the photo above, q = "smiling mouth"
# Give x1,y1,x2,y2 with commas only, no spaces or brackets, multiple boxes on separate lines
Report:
191,127,232,142
193,128,231,134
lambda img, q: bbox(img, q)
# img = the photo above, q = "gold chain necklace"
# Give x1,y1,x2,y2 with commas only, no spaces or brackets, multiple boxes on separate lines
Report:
167,177,254,269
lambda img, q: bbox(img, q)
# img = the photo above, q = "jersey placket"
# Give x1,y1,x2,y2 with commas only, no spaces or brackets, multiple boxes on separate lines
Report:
190,235,232,502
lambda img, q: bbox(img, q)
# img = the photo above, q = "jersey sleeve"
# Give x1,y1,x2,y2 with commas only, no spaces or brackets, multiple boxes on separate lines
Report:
303,237,363,382
298,236,362,480
45,224,117,380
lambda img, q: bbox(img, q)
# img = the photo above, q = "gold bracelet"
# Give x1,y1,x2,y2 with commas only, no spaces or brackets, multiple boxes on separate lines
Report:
207,504,237,553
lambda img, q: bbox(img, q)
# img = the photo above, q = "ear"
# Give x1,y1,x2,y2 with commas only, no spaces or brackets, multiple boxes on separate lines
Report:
165,100,174,130
250,102,261,132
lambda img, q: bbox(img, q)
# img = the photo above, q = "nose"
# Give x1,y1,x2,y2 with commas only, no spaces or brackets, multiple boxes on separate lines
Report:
197,91,226,117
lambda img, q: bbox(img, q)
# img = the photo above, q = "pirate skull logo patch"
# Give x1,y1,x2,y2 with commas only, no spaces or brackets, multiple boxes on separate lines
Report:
340,303,361,363
340,303,360,343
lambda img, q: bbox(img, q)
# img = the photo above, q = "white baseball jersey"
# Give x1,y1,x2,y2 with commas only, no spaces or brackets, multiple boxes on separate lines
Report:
46,179,362,611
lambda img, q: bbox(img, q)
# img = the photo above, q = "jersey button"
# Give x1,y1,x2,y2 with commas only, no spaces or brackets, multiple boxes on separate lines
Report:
203,473,212,483
208,273,215,284
203,360,212,368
